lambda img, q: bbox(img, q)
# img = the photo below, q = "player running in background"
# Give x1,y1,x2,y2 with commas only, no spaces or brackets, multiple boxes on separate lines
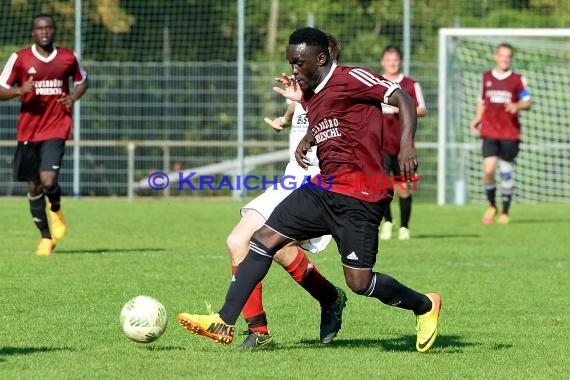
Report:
378,45,427,241
0,13,89,256
469,43,531,224
179,27,441,353
225,34,344,349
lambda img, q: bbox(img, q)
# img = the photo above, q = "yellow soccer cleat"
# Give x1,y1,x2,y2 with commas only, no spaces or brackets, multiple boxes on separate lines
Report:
49,209,67,239
178,313,235,345
416,293,442,353
482,206,497,224
498,213,509,224
36,238,56,256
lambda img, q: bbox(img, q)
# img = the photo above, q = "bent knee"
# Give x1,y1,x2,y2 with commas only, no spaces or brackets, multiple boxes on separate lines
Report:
483,168,495,178
40,173,58,189
272,248,287,265
43,180,56,189
226,233,249,263
251,225,287,252
345,276,372,294
273,244,299,267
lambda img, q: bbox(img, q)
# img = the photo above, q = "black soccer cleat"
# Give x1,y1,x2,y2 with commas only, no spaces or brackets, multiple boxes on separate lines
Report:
237,330,275,349
320,287,347,343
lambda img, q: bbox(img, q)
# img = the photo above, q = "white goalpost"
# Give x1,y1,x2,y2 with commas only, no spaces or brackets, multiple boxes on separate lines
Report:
437,28,570,205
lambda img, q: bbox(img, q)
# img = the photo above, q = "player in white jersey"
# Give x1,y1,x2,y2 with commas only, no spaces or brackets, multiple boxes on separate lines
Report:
224,35,344,349
241,101,322,236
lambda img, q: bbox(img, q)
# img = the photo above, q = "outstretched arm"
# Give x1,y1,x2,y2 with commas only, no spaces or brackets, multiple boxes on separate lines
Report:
264,100,296,132
272,73,302,102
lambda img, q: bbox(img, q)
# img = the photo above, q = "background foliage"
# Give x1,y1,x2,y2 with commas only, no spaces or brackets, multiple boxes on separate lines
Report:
2,0,570,63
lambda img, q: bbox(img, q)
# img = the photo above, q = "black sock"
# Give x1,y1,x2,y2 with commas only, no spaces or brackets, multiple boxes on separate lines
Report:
45,184,61,212
219,239,273,325
400,196,412,228
28,192,51,239
384,204,393,223
245,313,268,332
360,272,431,315
484,184,496,208
502,192,512,215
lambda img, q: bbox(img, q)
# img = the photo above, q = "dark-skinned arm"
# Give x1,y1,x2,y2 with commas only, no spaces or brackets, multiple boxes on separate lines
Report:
0,76,34,100
295,129,315,169
387,89,418,177
58,79,89,109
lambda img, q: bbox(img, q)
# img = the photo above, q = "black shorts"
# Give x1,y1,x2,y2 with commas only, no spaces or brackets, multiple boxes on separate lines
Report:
383,153,400,176
266,185,387,269
482,138,519,162
383,154,409,191
13,139,66,181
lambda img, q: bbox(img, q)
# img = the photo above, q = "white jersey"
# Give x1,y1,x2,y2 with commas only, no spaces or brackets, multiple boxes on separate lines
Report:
286,102,319,177
240,102,331,253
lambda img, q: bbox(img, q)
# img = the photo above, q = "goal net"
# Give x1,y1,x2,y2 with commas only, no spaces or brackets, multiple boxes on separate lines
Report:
437,28,570,205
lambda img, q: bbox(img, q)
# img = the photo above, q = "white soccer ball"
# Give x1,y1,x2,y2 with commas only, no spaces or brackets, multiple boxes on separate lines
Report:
120,295,168,343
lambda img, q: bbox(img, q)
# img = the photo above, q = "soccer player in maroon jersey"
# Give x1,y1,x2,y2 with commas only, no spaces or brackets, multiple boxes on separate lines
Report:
378,45,427,241
469,43,531,225
226,35,345,349
0,14,89,256
178,27,441,353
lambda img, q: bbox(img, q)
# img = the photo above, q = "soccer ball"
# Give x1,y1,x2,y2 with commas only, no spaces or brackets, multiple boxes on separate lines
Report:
120,295,168,343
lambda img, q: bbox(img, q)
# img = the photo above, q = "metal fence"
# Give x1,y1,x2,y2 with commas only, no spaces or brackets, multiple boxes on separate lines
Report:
0,62,441,200
3,1,566,202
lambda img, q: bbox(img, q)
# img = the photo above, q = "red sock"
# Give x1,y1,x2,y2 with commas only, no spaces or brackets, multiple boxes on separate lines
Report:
232,265,268,334
285,249,338,306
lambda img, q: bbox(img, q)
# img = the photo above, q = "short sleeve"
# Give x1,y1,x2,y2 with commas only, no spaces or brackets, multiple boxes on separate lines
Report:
346,67,401,104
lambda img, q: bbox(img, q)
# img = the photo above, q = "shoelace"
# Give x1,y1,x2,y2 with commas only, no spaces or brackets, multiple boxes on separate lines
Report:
415,315,429,337
415,317,423,333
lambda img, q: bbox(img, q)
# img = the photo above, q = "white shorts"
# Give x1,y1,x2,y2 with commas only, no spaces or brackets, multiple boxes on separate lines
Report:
241,185,293,220
300,234,333,254
241,162,331,254
241,162,311,219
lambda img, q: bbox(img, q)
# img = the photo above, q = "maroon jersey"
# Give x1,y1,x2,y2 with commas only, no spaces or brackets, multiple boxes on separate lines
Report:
0,44,87,142
381,74,426,156
302,64,401,202
478,69,530,141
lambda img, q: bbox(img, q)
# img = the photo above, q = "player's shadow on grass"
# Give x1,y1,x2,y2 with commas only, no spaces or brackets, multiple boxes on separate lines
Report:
507,218,569,224
412,234,481,239
144,346,185,351
0,346,73,362
374,334,481,353
292,334,481,353
56,248,166,254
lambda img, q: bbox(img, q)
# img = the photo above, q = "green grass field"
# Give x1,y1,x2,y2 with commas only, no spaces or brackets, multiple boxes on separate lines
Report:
1,198,568,379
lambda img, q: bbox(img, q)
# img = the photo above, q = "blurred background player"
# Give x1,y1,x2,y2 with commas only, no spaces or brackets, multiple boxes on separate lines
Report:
224,34,345,349
378,45,427,240
0,13,89,256
469,43,531,224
